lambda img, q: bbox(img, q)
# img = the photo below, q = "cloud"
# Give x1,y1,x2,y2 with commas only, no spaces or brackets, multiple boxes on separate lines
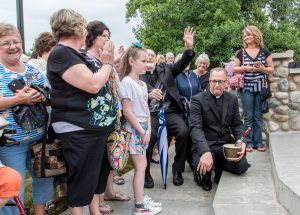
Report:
0,0,141,52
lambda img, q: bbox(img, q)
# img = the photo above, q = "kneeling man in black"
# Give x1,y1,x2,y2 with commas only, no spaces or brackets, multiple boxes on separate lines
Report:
189,67,250,191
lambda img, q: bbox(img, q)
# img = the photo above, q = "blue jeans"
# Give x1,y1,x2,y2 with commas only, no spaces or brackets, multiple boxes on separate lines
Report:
240,91,263,148
0,135,54,215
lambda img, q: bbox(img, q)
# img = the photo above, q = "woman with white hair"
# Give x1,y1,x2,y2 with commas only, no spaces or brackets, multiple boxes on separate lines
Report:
193,53,210,90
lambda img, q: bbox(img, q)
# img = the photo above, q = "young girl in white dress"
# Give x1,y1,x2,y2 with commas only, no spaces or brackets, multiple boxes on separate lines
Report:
120,44,162,215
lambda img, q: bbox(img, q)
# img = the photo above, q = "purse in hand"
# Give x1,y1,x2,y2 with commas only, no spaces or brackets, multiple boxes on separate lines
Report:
8,78,48,132
107,71,132,170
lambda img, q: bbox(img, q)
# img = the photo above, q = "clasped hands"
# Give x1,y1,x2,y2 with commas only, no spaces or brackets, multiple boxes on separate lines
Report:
15,86,43,105
197,143,246,175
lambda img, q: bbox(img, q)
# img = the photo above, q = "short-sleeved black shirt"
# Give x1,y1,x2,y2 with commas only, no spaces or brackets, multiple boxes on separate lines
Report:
47,44,115,130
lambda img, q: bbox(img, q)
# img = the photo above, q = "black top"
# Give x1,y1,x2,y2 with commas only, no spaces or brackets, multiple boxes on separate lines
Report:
198,72,210,91
47,44,114,130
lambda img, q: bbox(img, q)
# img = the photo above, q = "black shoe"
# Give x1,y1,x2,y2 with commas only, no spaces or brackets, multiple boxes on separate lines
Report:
193,169,202,186
144,173,154,188
214,172,222,184
172,168,184,186
201,178,213,191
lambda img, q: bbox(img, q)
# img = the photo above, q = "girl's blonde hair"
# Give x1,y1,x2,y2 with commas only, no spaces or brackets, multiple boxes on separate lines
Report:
119,45,147,80
242,25,264,48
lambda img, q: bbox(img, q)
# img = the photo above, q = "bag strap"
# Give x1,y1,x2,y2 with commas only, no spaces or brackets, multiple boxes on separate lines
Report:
263,74,270,88
111,67,122,129
242,48,245,65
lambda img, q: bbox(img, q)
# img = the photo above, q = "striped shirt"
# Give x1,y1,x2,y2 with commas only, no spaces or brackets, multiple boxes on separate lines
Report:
0,63,46,142
236,48,271,92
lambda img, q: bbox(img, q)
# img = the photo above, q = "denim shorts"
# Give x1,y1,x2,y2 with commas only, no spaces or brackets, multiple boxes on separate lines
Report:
0,135,54,215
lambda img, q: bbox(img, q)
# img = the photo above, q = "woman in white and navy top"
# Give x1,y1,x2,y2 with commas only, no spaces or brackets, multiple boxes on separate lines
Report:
233,25,274,152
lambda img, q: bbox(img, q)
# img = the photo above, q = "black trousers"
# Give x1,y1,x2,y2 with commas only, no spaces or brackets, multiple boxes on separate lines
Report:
58,126,113,207
193,144,250,181
146,110,188,174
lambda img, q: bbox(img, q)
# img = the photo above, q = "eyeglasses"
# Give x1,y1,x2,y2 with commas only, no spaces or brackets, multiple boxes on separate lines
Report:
100,34,110,39
209,80,227,85
0,40,22,48
132,42,143,48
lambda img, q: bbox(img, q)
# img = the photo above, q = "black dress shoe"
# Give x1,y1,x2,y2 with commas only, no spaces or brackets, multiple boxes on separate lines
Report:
214,172,222,184
172,168,184,186
144,173,154,188
193,169,202,186
201,178,213,191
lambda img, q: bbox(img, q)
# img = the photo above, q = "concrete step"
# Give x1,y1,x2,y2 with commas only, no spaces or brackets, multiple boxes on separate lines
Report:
212,150,289,215
60,145,217,215
269,132,300,215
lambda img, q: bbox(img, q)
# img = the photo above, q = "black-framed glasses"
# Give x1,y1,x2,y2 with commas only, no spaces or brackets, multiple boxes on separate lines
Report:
209,80,227,85
132,42,143,48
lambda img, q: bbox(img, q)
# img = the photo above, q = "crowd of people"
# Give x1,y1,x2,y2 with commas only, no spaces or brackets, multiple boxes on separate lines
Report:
0,8,274,215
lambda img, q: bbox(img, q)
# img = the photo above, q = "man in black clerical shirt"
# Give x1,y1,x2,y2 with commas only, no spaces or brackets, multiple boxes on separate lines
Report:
141,27,195,188
189,67,250,191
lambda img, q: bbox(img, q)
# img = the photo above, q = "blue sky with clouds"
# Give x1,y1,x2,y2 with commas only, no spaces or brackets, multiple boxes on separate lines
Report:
0,0,141,52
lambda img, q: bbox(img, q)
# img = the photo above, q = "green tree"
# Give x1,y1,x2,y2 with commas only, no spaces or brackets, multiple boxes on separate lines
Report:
126,0,300,67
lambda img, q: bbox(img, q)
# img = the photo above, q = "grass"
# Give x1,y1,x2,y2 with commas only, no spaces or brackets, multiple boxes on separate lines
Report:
25,158,134,214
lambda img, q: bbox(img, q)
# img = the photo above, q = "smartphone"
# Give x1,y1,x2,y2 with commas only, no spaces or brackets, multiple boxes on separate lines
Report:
253,61,263,67
7,78,25,92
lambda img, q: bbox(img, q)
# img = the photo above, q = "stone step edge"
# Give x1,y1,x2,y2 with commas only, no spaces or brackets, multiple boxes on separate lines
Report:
269,134,300,215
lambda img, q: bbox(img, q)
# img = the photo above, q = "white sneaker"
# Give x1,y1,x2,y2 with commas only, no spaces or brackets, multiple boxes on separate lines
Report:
134,202,162,215
143,194,161,207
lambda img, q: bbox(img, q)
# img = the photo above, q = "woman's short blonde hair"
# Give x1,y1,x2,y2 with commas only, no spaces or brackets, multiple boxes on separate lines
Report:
50,9,87,41
242,25,264,48
156,54,165,62
0,23,21,40
195,53,210,67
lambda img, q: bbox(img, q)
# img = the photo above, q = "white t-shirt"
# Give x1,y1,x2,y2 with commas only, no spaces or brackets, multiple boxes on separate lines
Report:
121,76,148,122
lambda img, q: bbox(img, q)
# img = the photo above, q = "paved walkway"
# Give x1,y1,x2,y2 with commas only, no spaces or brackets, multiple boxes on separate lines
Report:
213,148,289,215
60,145,217,215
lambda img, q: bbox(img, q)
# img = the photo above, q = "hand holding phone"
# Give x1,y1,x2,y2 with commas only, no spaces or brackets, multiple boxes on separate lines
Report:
8,78,25,92
253,61,263,68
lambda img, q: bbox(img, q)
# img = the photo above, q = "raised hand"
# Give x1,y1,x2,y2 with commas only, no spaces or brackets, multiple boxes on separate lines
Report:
114,45,125,65
183,26,196,50
100,40,115,64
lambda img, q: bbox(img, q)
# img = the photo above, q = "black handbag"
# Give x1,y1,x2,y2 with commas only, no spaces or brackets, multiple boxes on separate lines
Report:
260,75,272,113
8,78,49,132
262,100,270,114
260,75,272,101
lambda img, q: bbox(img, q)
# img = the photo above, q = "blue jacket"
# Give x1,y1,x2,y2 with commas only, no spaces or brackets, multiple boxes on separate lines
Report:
176,70,202,102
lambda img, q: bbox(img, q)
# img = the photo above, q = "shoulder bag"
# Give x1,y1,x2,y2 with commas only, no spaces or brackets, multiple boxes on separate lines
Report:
107,70,132,170
229,49,245,89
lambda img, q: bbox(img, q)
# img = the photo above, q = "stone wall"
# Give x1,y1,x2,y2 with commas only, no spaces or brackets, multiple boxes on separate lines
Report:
265,50,300,134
